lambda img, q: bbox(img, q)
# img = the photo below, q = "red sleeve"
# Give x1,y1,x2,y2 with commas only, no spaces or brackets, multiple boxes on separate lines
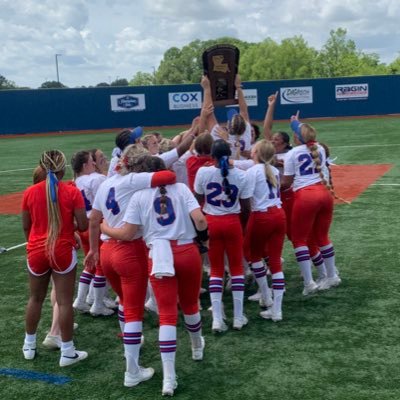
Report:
151,171,176,187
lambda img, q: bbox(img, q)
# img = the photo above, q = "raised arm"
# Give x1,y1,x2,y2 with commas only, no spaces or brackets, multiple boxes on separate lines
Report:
201,75,218,132
235,74,249,123
263,91,279,141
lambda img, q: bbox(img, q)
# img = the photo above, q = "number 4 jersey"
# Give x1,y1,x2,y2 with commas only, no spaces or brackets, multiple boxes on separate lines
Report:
283,144,327,191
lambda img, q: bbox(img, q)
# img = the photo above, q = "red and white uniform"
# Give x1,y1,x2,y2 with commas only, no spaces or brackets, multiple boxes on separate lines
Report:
22,181,84,276
92,172,157,322
243,164,286,274
123,183,202,326
284,143,332,248
194,165,252,277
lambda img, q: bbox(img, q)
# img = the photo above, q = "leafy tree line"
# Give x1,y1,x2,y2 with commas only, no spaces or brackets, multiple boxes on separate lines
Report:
1,28,399,90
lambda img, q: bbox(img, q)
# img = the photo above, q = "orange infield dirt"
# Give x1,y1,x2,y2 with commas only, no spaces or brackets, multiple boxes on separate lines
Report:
0,164,393,215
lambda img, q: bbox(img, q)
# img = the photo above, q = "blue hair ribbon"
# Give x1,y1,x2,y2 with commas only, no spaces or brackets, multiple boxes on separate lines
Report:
48,171,59,203
290,120,305,144
219,156,229,177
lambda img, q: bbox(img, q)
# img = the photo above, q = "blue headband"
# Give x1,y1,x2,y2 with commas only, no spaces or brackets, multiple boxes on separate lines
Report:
47,170,59,203
290,120,305,144
219,155,229,177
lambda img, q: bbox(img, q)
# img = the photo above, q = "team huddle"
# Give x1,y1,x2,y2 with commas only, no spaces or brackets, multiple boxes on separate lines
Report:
21,75,342,397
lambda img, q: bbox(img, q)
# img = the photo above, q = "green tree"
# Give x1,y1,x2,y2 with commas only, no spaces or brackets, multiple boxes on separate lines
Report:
110,78,129,86
39,81,67,88
96,82,110,87
129,72,155,86
0,74,17,89
388,56,400,74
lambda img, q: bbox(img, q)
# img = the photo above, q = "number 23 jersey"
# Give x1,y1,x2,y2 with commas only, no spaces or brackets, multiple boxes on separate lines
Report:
194,165,252,215
283,143,327,191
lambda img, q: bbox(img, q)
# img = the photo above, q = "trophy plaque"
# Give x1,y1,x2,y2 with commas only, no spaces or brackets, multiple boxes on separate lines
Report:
202,44,240,106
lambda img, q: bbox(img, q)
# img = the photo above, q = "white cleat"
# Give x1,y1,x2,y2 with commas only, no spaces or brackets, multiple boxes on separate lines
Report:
248,291,261,302
259,295,274,308
73,299,91,313
144,298,158,314
212,319,228,333
59,350,88,367
233,315,248,330
162,377,178,396
124,367,155,387
191,336,205,361
86,295,94,306
260,309,283,322
42,334,61,350
90,304,115,316
22,342,36,360
103,296,118,309
318,276,342,291
302,281,319,296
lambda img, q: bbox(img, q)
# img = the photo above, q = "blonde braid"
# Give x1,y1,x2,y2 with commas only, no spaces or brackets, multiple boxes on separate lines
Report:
39,150,66,266
301,124,350,204
255,140,277,188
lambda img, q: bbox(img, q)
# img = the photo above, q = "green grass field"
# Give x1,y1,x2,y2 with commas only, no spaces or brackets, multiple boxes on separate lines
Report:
0,117,400,400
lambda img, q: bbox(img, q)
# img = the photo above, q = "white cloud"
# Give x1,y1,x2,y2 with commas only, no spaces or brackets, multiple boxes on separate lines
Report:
0,0,399,88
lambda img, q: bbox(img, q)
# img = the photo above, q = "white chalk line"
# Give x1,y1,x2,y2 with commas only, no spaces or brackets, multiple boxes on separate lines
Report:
0,164,71,174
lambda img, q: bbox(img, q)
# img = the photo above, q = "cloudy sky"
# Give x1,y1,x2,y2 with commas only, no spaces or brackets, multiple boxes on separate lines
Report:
1,0,399,88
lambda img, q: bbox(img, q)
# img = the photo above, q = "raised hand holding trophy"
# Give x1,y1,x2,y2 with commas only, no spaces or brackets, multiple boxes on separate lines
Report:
202,44,240,106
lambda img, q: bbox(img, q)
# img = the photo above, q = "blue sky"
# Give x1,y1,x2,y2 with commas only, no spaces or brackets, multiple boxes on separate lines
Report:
1,0,399,88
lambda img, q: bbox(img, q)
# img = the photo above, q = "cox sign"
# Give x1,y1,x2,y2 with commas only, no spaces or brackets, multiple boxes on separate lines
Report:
110,94,146,112
168,91,202,110
280,86,313,105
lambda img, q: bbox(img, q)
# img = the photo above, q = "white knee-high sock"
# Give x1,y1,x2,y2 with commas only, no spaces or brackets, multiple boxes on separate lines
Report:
320,244,338,278
124,321,142,375
159,325,176,381
294,246,313,285
93,275,106,308
250,261,272,303
271,272,285,315
231,275,245,319
209,277,223,321
76,271,93,302
184,313,202,348
311,252,327,280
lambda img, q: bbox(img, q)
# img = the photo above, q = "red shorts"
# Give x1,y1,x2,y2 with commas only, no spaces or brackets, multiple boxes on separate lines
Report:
27,241,77,276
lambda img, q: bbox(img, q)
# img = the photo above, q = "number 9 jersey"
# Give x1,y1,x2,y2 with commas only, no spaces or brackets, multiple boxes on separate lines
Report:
194,165,252,215
283,144,327,191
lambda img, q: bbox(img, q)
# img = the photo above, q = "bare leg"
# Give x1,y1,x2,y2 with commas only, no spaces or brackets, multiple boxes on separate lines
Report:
48,283,61,336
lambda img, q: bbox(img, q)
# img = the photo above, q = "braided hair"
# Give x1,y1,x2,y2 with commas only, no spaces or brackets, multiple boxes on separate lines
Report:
254,140,277,188
300,124,350,204
39,150,67,265
211,139,234,202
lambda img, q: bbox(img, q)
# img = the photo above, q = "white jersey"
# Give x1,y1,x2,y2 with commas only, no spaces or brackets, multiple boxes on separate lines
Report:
210,121,252,160
194,165,252,215
171,150,191,185
158,148,179,168
75,172,107,217
123,183,200,245
233,159,254,171
92,172,154,241
284,144,327,191
246,163,282,211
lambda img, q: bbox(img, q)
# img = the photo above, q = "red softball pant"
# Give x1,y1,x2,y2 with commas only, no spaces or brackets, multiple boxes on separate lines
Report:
291,184,334,249
206,214,244,278
150,242,202,326
244,207,286,274
100,239,148,322
280,188,294,241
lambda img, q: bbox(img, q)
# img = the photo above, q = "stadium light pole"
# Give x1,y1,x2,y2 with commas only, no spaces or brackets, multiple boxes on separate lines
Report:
55,54,62,84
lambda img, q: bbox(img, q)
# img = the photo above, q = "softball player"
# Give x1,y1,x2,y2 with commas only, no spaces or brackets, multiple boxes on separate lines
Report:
21,150,88,367
71,150,112,316
85,145,176,388
101,155,208,397
194,140,252,332
243,140,286,321
282,117,341,295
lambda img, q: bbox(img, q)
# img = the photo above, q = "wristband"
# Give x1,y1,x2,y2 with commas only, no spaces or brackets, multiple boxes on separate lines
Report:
197,227,209,242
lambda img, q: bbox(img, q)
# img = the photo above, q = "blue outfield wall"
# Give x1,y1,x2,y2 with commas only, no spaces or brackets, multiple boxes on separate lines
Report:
0,75,399,135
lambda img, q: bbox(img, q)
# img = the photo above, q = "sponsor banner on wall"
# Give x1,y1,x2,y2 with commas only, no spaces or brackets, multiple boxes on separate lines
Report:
168,91,202,110
110,94,146,112
243,89,258,106
280,86,313,105
335,84,369,101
